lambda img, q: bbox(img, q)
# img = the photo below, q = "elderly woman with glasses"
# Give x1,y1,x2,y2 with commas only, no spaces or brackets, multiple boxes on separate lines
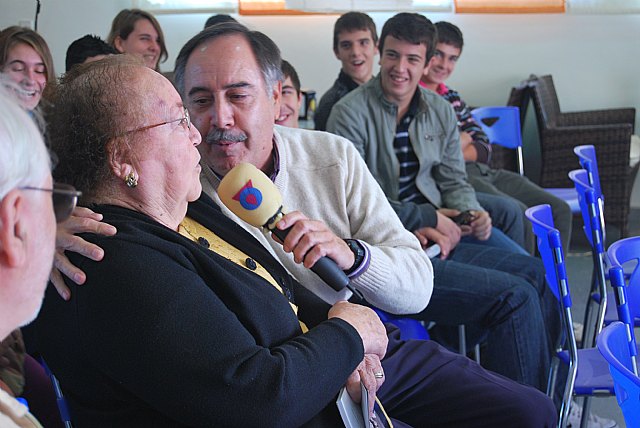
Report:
35,54,389,427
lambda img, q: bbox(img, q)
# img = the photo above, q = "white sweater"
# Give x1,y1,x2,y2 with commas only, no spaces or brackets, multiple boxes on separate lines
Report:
202,125,433,314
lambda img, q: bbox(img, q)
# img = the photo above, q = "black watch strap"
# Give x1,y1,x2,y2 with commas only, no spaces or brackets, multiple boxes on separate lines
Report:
344,239,365,275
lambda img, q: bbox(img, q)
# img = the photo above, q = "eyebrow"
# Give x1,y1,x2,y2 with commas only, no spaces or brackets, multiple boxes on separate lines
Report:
8,59,43,65
187,81,253,97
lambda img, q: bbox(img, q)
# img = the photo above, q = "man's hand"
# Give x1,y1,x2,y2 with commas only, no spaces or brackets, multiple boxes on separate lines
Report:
469,210,492,241
328,301,387,359
52,207,116,300
345,354,384,419
274,211,354,270
460,131,478,162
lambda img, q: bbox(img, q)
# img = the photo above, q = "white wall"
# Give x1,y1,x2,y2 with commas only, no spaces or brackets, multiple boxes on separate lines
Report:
2,2,638,127
3,1,640,204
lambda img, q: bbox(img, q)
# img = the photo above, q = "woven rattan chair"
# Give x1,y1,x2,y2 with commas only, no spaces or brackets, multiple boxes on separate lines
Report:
528,74,639,237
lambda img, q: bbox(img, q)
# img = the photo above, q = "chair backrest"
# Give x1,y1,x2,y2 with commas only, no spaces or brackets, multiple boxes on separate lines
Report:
608,236,640,326
525,204,572,306
574,145,602,199
530,74,561,128
373,308,429,341
569,169,604,254
471,106,525,175
596,321,640,426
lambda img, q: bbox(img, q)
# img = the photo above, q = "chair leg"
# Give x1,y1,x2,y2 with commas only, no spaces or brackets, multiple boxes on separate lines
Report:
580,396,592,428
458,324,467,356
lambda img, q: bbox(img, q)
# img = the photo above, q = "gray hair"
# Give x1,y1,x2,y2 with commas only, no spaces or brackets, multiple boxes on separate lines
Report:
0,76,50,199
174,22,283,98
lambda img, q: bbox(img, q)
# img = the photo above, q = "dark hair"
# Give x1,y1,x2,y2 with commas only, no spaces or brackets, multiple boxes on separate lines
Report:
174,22,282,99
435,21,464,51
379,13,437,65
65,34,118,72
204,14,238,29
0,26,55,90
47,55,149,202
107,9,168,71
280,60,300,95
333,12,377,52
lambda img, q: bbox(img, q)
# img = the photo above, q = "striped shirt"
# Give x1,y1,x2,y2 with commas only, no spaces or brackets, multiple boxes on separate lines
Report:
394,91,428,204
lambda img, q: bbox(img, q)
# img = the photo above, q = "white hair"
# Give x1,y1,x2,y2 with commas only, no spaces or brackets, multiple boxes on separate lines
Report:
0,77,50,199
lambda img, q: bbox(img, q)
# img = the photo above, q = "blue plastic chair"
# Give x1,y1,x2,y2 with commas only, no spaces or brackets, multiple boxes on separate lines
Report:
607,236,640,366
525,204,614,428
373,308,429,341
596,322,640,426
39,358,73,427
471,106,579,213
569,169,608,348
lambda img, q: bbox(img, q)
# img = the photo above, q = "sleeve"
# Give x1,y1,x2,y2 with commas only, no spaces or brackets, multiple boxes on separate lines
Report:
74,240,364,427
342,145,433,314
453,92,492,164
314,86,341,132
328,99,440,231
432,104,483,212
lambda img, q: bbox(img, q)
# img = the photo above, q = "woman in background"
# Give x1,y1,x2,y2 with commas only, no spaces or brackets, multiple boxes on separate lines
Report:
107,9,168,71
0,26,55,114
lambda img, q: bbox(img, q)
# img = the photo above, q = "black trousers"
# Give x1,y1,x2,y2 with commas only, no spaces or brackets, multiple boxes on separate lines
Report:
380,326,558,427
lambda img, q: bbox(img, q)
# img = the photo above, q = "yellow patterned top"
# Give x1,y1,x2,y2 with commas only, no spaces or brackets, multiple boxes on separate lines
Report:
178,217,307,332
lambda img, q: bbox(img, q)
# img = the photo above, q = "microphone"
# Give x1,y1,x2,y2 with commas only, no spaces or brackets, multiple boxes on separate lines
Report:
218,163,351,293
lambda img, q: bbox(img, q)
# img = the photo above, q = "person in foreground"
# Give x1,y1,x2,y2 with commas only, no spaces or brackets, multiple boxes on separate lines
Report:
0,84,62,427
42,50,557,427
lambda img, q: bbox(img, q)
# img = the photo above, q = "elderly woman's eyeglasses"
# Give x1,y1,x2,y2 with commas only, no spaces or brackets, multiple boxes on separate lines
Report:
20,183,82,223
120,107,191,136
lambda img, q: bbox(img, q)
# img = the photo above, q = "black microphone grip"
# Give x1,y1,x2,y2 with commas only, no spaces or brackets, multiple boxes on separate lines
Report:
270,225,350,292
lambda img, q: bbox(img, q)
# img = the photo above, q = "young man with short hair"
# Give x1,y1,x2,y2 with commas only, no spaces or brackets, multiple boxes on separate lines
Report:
275,60,302,128
327,12,561,393
421,21,572,254
314,12,378,132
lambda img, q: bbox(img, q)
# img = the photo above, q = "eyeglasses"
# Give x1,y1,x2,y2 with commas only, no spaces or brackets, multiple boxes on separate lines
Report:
119,107,191,136
20,183,82,223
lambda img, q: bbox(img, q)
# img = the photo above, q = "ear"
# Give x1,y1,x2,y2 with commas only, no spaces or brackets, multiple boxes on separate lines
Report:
0,190,28,269
271,80,282,121
108,140,135,182
113,36,125,53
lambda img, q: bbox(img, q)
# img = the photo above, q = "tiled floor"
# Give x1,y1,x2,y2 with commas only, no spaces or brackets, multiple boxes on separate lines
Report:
563,207,640,427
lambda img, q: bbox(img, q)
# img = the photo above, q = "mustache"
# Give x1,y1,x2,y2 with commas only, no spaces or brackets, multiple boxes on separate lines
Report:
205,129,248,145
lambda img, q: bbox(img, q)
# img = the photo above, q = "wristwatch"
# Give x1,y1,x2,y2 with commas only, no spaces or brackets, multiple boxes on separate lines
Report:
344,239,365,275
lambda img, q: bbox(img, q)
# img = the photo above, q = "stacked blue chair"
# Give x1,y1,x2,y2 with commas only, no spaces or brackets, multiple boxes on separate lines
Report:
569,169,608,348
596,322,640,427
471,106,579,213
525,204,614,428
607,236,640,372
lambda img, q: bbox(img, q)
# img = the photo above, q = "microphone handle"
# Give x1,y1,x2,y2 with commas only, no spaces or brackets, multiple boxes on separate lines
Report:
270,226,350,292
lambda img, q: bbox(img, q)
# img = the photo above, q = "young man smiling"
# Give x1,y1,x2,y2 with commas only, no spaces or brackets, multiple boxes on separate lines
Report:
275,60,302,128
314,12,378,131
420,21,572,254
327,12,562,393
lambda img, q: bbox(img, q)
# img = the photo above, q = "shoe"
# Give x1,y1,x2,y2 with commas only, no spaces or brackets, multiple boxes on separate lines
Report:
567,400,617,427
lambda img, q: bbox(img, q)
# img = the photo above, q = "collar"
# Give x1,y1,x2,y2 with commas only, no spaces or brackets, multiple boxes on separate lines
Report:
338,69,361,92
436,83,449,96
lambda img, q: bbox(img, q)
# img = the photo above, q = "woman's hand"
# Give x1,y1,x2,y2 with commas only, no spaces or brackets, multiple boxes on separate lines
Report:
51,207,116,300
345,354,384,419
328,301,387,359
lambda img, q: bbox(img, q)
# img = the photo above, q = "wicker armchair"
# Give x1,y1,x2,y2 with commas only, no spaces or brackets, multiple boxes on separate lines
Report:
528,74,639,237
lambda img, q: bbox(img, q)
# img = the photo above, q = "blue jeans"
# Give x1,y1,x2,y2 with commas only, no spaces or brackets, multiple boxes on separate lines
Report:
412,243,561,392
462,227,528,255
474,191,527,253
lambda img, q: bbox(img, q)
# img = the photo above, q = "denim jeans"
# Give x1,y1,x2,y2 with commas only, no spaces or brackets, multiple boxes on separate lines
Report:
412,243,562,392
462,227,529,255
473,191,527,253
